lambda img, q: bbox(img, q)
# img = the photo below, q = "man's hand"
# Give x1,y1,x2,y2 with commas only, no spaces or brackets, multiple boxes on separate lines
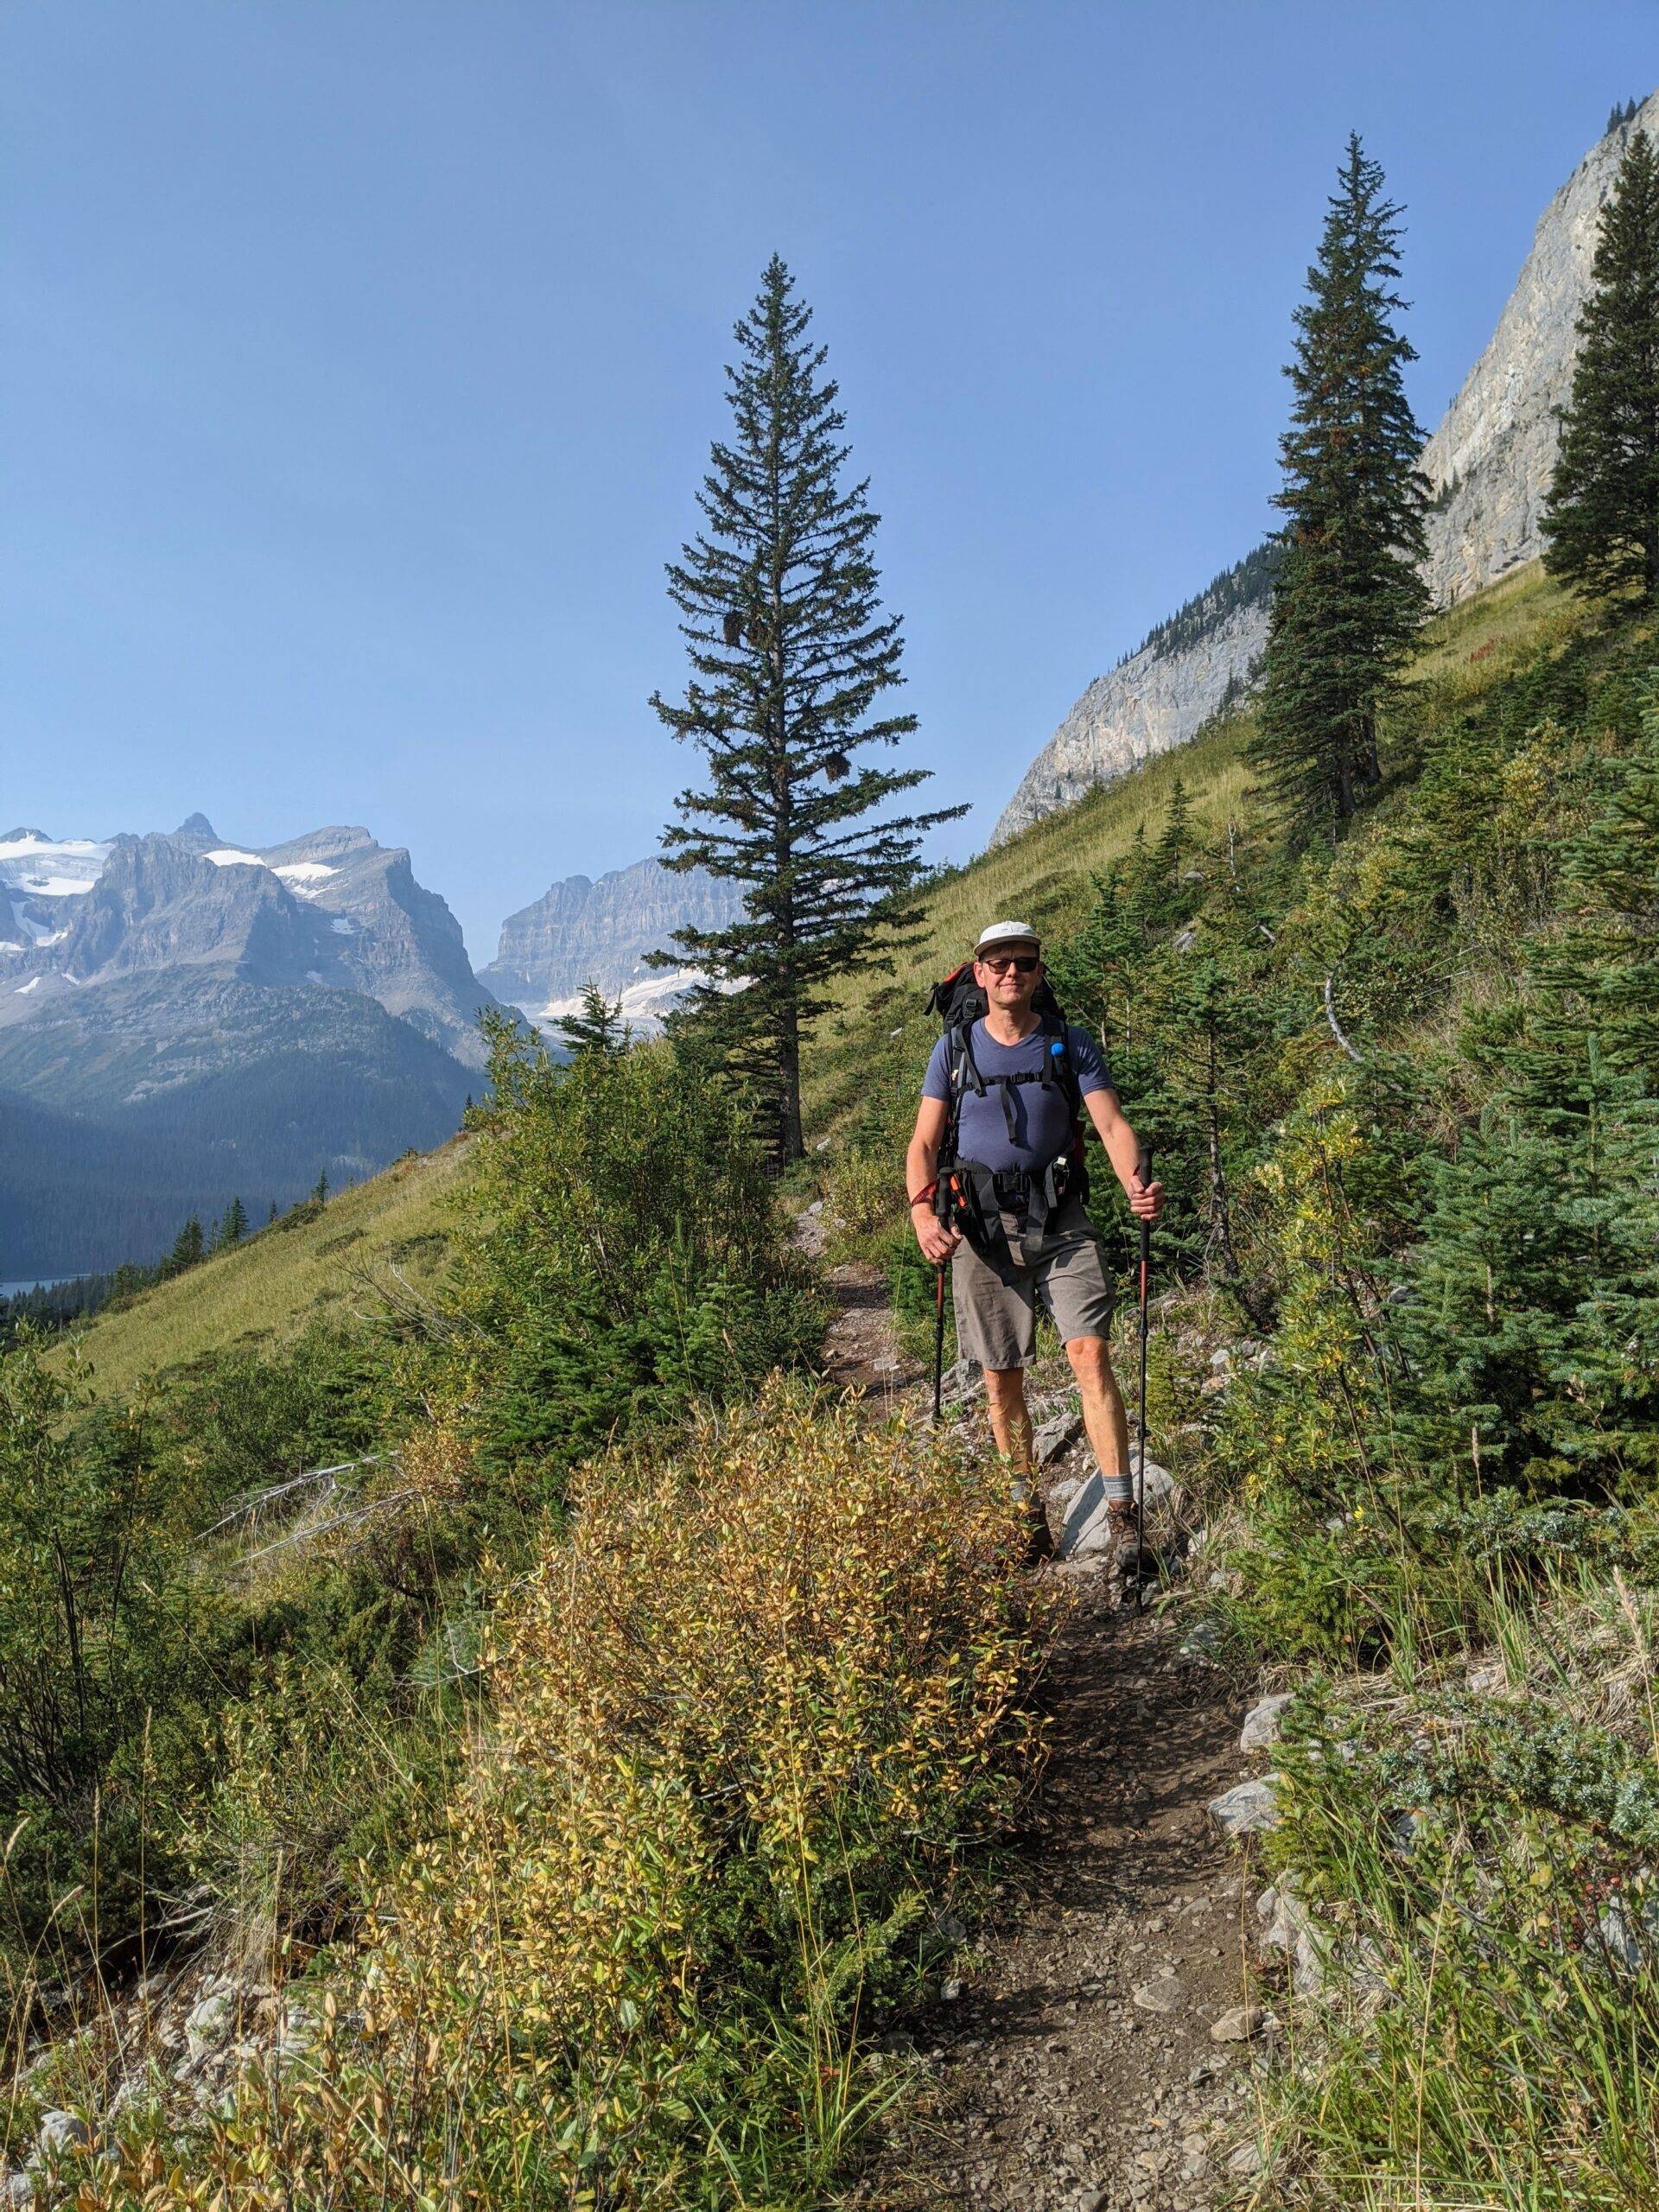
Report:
913,1206,962,1265
1128,1173,1164,1223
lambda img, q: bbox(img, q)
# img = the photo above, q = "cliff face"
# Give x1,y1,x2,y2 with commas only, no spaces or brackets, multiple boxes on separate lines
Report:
479,858,742,1018
1415,95,1659,601
993,93,1659,843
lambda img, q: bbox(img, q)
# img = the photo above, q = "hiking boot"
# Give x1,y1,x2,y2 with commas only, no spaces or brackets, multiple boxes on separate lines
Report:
1105,1498,1153,1582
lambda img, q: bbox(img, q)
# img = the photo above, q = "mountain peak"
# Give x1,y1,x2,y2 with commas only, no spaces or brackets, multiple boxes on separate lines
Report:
175,812,219,841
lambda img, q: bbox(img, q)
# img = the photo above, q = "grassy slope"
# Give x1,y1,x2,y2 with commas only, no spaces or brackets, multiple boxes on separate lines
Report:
804,560,1567,1142
67,1135,470,1399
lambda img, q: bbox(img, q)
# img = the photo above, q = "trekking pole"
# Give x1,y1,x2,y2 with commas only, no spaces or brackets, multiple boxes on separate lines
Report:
931,1261,947,1425
1135,1143,1154,1616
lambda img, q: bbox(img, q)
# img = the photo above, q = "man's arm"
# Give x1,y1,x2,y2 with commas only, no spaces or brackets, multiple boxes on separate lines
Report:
1082,1087,1164,1220
906,1096,963,1263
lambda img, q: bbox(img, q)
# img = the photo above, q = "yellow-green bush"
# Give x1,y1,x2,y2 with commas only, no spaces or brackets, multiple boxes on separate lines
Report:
106,1382,1046,2209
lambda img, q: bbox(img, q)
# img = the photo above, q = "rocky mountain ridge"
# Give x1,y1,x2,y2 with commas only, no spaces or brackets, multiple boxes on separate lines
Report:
480,855,742,1031
0,816,493,1067
993,90,1659,842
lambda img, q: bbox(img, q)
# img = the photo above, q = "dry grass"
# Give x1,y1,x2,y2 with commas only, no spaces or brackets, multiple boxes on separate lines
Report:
60,1139,471,1400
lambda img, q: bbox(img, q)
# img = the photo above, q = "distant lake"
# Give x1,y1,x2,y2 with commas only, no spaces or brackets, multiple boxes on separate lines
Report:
0,1277,74,1298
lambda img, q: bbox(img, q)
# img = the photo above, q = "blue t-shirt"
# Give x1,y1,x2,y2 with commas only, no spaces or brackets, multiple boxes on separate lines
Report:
922,1020,1112,1175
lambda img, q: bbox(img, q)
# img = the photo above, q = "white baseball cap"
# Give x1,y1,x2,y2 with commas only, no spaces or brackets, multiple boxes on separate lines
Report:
973,918,1041,957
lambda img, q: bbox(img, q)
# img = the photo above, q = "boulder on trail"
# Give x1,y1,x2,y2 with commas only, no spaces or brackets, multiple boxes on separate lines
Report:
1208,1776,1282,1838
1032,1408,1084,1466
1239,1691,1294,1753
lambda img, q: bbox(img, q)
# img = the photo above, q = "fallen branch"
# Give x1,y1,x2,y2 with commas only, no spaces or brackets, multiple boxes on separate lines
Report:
1323,970,1362,1063
236,1488,418,1566
199,1457,387,1539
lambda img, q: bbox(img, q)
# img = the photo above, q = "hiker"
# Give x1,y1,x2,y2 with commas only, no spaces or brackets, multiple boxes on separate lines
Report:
906,919,1163,1565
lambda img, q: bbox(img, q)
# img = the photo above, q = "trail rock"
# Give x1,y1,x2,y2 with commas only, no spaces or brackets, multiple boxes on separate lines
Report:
1210,2004,1267,2043
31,2112,91,2164
1132,1972,1184,2014
1033,1409,1084,1467
1239,1692,1294,1753
1256,1880,1325,1994
184,1990,238,2057
1,2173,34,2207
1208,1777,1281,1838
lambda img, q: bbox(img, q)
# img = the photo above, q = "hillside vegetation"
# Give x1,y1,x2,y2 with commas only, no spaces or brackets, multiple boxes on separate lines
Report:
62,1137,470,1401
812,550,1659,2208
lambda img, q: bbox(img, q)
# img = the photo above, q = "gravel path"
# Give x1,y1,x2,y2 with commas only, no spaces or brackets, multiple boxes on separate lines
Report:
812,1247,1270,2210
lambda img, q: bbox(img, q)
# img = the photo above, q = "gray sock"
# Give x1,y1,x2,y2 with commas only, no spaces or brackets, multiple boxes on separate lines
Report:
1103,1471,1133,1505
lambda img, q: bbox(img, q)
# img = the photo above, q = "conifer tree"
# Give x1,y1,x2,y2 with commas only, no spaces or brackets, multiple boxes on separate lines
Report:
166,1216,204,1274
217,1195,247,1249
552,982,630,1059
652,256,963,1160
1541,130,1659,606
1250,136,1429,842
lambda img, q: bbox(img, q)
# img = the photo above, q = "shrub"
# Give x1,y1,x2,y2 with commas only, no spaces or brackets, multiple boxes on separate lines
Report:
442,1018,824,1506
99,1383,1048,2209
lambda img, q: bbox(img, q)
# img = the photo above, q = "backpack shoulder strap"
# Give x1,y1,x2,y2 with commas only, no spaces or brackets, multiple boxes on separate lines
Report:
938,1018,982,1165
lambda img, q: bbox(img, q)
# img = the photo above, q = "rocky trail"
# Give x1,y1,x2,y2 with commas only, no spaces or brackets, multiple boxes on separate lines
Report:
815,1250,1281,2212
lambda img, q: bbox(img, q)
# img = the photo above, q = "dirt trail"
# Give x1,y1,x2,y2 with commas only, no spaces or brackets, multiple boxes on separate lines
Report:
816,1255,1271,2212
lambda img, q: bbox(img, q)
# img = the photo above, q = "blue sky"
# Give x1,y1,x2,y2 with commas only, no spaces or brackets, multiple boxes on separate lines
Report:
3,3,1656,960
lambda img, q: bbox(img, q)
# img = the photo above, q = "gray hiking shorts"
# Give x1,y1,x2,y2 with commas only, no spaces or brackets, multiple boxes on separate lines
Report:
950,1195,1115,1370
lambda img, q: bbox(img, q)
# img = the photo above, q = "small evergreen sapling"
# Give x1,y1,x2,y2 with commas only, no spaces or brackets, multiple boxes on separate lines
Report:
652,256,963,1161
552,982,630,1059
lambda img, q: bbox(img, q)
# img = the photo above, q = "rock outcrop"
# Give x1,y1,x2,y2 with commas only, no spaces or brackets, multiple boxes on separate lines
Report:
993,92,1659,843
480,857,742,1027
0,821,495,1067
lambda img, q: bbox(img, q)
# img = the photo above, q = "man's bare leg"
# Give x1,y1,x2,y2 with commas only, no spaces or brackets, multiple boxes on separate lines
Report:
1065,1332,1145,1569
983,1365,1034,1472
983,1366,1051,1560
1064,1332,1129,1479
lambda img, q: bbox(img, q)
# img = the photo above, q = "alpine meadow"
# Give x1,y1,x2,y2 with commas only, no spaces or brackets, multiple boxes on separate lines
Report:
10,34,1659,2212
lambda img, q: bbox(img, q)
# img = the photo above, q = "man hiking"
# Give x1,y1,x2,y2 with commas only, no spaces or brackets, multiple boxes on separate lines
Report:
906,919,1163,1566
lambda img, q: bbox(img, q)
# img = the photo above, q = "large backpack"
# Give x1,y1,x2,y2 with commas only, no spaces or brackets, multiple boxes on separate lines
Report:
924,962,1090,1268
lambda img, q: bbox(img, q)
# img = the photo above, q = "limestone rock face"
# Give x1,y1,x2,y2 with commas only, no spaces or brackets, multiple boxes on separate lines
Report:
1417,98,1659,602
479,857,743,1033
996,594,1268,841
992,94,1659,843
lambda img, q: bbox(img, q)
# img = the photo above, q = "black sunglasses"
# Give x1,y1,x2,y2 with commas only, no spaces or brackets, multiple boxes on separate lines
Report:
981,954,1039,974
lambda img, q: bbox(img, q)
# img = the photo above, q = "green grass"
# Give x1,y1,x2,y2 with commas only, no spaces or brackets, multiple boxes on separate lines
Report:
64,1135,471,1398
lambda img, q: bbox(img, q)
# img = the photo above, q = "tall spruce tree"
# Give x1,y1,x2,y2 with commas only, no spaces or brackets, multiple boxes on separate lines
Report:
652,256,963,1160
1250,136,1429,842
1541,130,1659,606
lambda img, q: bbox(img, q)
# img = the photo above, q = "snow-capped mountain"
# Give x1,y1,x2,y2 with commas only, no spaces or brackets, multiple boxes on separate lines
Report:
0,812,493,1274
0,814,494,1066
0,829,116,948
